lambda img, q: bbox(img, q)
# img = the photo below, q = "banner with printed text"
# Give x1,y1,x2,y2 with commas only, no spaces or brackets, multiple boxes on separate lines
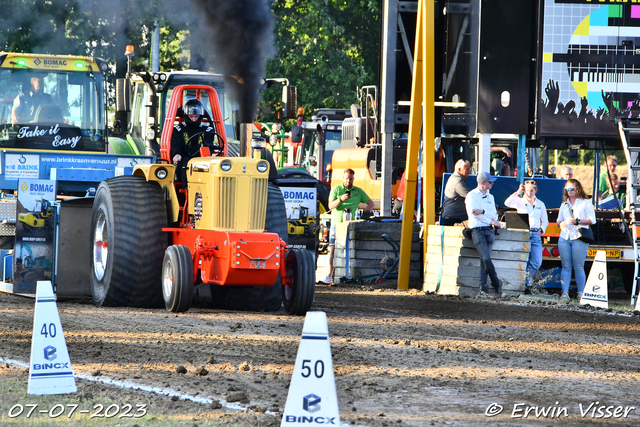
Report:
280,186,317,255
14,179,56,294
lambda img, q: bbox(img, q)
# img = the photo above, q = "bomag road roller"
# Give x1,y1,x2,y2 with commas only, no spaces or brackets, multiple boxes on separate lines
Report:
89,84,315,314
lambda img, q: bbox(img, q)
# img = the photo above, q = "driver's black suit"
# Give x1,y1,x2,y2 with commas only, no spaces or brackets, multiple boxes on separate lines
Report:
170,122,220,184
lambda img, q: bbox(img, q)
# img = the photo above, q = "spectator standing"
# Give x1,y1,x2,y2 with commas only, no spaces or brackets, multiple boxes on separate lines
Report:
325,168,375,284
465,172,504,298
440,159,471,226
598,155,618,199
557,179,596,303
392,168,420,217
504,180,549,293
600,173,626,208
560,166,573,180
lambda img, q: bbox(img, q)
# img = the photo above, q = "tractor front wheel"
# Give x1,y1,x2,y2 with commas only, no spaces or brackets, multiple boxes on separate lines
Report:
283,248,315,315
162,245,194,313
90,176,168,307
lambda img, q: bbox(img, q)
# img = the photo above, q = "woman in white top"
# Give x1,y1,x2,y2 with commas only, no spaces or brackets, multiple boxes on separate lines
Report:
504,180,549,293
556,179,596,303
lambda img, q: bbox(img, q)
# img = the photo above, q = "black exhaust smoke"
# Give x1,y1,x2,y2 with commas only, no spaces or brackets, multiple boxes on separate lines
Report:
189,0,275,123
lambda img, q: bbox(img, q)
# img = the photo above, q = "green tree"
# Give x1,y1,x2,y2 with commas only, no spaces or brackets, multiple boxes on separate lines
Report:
261,0,381,122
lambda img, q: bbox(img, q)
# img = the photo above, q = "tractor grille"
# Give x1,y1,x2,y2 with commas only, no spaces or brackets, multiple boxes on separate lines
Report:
213,175,268,231
250,177,268,231
215,176,236,230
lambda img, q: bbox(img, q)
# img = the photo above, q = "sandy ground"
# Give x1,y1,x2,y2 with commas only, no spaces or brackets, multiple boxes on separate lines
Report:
1,257,640,426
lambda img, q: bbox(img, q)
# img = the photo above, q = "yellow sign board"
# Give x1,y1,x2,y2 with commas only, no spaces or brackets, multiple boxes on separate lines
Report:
587,248,620,259
0,53,98,72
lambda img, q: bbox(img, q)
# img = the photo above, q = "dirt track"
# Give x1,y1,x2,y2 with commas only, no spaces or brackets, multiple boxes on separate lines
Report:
2,282,640,426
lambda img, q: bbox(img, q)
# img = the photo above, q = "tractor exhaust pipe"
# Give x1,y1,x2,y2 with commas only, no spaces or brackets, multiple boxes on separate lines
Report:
239,123,253,157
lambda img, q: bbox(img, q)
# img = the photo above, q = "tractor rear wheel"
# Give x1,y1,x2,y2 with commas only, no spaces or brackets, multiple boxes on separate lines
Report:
283,248,315,315
91,176,168,307
162,245,194,312
219,183,286,311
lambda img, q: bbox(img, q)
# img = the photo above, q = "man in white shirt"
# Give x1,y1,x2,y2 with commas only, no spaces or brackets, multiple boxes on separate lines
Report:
504,180,549,293
465,172,503,298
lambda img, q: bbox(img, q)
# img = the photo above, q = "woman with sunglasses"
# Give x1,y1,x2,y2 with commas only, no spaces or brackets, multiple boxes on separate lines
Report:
505,180,549,294
556,179,596,303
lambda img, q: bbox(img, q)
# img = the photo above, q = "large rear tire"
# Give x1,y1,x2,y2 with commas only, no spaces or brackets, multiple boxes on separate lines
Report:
221,183,287,311
91,176,168,307
162,245,194,312
283,248,315,315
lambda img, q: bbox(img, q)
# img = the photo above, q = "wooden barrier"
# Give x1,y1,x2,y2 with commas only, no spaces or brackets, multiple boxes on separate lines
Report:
424,225,530,296
333,221,421,283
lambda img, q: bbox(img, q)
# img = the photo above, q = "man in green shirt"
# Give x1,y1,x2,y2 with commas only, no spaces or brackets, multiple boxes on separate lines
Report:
324,168,375,284
598,155,618,200
600,173,626,209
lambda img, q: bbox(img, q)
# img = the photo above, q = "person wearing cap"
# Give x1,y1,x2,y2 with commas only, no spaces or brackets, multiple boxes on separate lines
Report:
504,180,549,294
465,171,504,298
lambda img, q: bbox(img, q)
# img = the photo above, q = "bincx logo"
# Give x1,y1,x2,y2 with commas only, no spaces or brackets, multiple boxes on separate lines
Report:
303,394,321,413
43,345,57,361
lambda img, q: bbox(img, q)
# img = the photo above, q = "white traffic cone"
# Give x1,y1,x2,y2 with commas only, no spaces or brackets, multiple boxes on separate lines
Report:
580,250,608,309
281,311,340,427
28,281,76,395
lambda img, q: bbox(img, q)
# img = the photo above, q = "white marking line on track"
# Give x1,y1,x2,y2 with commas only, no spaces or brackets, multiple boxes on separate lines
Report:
0,357,255,412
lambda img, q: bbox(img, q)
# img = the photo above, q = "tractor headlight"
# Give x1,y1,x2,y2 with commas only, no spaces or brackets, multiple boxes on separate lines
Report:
256,161,269,173
146,128,155,141
155,167,168,180
220,160,232,172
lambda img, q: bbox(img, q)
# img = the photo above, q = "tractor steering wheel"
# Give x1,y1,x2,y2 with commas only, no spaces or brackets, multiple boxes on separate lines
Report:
185,127,225,158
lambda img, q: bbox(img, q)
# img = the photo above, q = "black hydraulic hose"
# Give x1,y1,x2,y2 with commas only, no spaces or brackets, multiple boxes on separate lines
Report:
601,141,634,246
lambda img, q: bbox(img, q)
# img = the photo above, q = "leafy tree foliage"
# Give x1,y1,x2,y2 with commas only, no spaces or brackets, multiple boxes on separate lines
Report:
261,0,381,121
0,0,381,122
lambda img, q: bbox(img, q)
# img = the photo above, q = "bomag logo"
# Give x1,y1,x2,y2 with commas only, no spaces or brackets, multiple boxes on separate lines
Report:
43,59,66,66
30,184,54,192
284,191,315,200
33,58,41,66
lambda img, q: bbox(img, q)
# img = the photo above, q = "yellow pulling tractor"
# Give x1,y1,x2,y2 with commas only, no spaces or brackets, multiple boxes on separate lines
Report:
89,85,315,314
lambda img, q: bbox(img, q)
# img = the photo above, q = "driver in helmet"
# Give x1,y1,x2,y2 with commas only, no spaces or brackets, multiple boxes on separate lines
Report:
170,98,222,183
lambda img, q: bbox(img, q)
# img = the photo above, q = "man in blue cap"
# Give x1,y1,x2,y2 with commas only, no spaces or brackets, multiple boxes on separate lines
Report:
465,171,504,298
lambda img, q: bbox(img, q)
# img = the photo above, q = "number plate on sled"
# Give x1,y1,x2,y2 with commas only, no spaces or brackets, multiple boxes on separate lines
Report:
587,249,620,259
250,259,266,269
